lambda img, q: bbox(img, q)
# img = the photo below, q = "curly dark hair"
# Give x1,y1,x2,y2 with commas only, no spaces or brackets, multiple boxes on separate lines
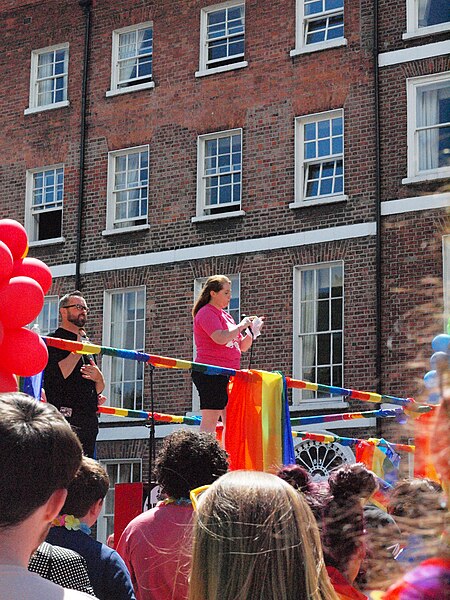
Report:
328,462,378,502
155,430,229,499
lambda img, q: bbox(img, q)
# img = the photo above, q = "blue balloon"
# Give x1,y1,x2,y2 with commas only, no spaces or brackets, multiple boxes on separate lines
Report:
431,334,450,353
430,351,449,371
427,392,441,405
423,370,438,389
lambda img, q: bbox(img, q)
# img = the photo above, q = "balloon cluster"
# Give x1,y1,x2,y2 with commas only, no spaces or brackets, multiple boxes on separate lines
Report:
0,219,52,392
423,329,450,405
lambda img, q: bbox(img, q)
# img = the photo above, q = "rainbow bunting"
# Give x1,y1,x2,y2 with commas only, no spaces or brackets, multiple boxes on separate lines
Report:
44,336,421,408
355,438,400,486
292,431,415,453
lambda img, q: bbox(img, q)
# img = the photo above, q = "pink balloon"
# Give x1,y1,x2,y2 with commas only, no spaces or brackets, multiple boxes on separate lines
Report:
0,276,44,329
0,327,48,377
11,257,52,295
0,240,13,286
0,219,28,260
0,368,18,393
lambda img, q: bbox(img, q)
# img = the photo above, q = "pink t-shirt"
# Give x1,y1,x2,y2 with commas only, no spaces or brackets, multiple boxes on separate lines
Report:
116,503,193,600
193,303,242,370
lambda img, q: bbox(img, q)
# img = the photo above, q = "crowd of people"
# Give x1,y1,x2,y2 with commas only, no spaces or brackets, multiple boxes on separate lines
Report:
0,277,448,598
0,392,448,600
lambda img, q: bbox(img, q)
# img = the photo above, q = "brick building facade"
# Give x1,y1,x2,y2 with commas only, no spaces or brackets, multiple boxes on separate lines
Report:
1,0,449,540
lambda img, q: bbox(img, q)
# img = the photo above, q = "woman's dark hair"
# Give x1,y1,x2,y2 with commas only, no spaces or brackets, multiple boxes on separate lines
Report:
155,430,229,499
314,463,377,576
192,275,231,317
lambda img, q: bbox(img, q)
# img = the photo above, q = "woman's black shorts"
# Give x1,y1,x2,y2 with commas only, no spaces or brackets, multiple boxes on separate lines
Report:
191,370,230,410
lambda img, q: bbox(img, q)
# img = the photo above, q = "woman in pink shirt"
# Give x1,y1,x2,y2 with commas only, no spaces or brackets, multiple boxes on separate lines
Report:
192,275,263,434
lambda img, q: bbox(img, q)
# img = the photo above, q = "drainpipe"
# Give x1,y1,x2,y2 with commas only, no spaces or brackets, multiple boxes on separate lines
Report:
75,0,92,289
373,0,383,438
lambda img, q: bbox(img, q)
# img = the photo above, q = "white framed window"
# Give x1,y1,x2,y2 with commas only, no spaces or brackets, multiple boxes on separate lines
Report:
403,73,450,184
292,110,346,207
196,1,247,77
103,287,146,411
404,0,450,39
106,22,154,97
25,165,64,244
104,146,149,233
192,274,240,411
25,43,69,114
293,263,344,407
290,0,346,56
443,235,450,329
30,296,59,335
194,129,244,221
97,459,142,543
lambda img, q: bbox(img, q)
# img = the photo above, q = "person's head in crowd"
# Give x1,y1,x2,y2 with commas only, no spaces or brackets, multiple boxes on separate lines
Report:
59,290,89,330
387,477,447,566
0,392,82,563
189,470,338,600
332,462,379,505
192,275,231,317
275,463,329,518
60,456,109,526
356,505,402,591
387,477,445,521
316,463,377,587
155,429,229,500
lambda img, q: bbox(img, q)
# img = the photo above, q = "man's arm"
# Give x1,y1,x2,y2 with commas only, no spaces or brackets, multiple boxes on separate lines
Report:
58,352,83,379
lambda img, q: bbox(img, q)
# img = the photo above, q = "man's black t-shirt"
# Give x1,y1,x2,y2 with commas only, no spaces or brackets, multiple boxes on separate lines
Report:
44,327,99,433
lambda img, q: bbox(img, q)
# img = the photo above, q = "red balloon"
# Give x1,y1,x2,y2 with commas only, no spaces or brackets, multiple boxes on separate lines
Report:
0,276,44,329
11,257,52,295
0,219,28,260
0,328,48,377
0,368,18,393
0,240,13,286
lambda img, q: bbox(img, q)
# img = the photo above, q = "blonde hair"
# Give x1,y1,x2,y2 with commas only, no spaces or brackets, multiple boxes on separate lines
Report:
189,471,338,600
192,275,231,317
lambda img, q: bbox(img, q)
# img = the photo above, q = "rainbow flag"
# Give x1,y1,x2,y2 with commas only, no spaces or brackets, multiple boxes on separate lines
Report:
355,439,400,486
413,410,440,482
225,369,294,472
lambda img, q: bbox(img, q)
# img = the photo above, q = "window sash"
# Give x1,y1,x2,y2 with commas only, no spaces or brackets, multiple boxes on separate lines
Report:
117,27,153,87
415,81,450,172
300,113,344,200
106,289,145,411
417,0,450,28
205,5,245,68
200,132,242,213
112,150,149,228
35,49,68,106
296,264,344,402
303,0,344,45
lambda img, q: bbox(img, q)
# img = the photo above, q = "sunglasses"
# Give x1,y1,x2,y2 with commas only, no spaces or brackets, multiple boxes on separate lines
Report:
62,304,89,313
190,485,211,510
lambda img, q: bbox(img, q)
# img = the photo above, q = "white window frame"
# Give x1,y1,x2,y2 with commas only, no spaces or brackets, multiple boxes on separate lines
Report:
191,274,241,412
193,128,245,222
102,287,146,415
104,145,150,235
25,164,65,246
292,262,346,410
196,1,248,78
29,295,59,335
24,43,69,115
290,0,347,57
97,459,142,543
404,0,450,40
291,109,347,208
106,22,155,98
443,235,450,329
403,72,450,184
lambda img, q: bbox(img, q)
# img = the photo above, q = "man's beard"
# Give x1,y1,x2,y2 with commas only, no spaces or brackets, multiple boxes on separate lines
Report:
67,314,86,328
